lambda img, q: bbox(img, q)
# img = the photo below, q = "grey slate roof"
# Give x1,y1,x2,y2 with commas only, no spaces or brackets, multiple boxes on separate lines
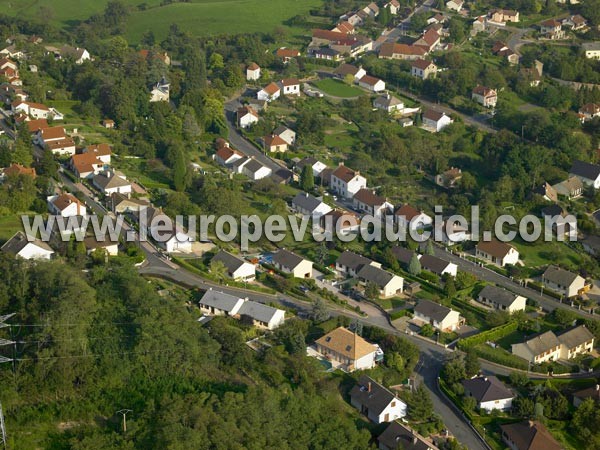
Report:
198,290,243,313
272,249,305,270
573,384,600,402
236,301,281,324
357,264,395,287
295,156,318,172
378,422,437,450
557,325,594,349
462,376,514,403
292,192,324,213
93,171,130,190
212,250,247,273
244,158,266,174
419,254,451,275
519,331,561,356
542,265,581,287
350,375,399,416
414,299,452,322
570,160,600,181
478,285,520,308
1,231,53,255
391,246,415,265
336,250,371,271
540,204,564,217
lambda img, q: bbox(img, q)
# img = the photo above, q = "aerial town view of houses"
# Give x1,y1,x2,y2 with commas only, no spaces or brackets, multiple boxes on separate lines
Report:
0,0,599,448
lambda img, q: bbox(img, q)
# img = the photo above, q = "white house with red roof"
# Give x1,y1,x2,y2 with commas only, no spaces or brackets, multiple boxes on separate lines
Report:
47,193,87,217
237,106,259,129
358,75,385,92
395,204,433,230
422,109,453,132
472,85,498,108
257,82,281,102
84,143,112,164
12,100,50,119
330,163,367,199
214,143,244,166
353,189,393,218
246,62,261,81
279,78,301,96
411,59,437,79
263,134,288,153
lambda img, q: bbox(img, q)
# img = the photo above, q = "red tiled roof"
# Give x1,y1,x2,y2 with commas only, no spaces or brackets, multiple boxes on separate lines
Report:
4,163,36,178
281,78,300,87
359,74,382,86
379,43,427,58
26,118,48,133
247,62,259,70
332,164,359,182
395,204,421,220
51,193,84,212
275,48,300,58
312,29,349,41
472,85,496,96
476,239,514,259
262,82,280,95
412,58,435,70
86,143,112,156
40,126,66,140
264,134,287,147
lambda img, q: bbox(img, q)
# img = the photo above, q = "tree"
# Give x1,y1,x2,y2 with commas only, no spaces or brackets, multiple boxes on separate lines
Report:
509,371,529,388
464,348,479,377
463,395,477,411
315,241,328,265
310,298,330,323
408,253,421,275
299,165,314,191
385,352,405,372
513,396,535,418
441,354,466,386
406,385,434,422
210,260,227,284
425,240,435,255
444,275,456,299
572,398,600,449
365,282,380,300
534,402,544,421
421,323,435,337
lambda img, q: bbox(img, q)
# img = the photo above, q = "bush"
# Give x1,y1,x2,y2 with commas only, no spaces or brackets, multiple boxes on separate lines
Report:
471,344,528,370
457,321,519,350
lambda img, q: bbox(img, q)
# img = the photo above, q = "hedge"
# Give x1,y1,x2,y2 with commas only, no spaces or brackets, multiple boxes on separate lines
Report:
390,309,412,321
472,344,529,370
457,321,519,350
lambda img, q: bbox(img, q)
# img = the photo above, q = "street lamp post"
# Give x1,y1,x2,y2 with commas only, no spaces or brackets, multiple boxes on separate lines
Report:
116,409,132,433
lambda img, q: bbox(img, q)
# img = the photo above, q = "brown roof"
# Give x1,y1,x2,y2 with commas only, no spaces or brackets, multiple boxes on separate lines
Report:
247,62,259,70
4,163,36,178
477,239,515,259
423,109,446,122
492,41,508,53
332,164,359,182
26,118,48,133
14,100,49,111
215,146,242,161
47,138,75,150
359,74,382,86
472,85,496,96
40,126,66,141
379,43,427,57
315,327,377,360
499,421,561,450
412,58,435,70
395,204,421,221
71,152,103,174
335,21,354,33
322,209,360,229
237,105,258,118
264,134,287,147
580,103,600,115
354,188,385,206
312,29,349,41
419,28,440,46
541,19,561,27
281,78,300,87
50,193,85,213
275,47,300,58
86,143,112,156
262,82,280,95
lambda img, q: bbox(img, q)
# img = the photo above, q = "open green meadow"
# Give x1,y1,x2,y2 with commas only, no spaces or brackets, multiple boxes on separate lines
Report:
0,0,323,43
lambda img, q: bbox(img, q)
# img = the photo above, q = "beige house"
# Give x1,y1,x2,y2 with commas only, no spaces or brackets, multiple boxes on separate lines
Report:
272,249,313,278
313,327,378,371
512,326,595,363
475,240,519,267
557,325,595,360
357,264,404,298
477,285,526,313
472,85,497,108
413,299,462,332
542,266,585,298
411,59,437,80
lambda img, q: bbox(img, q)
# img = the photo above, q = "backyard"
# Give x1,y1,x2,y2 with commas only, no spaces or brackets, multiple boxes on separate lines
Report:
312,79,365,98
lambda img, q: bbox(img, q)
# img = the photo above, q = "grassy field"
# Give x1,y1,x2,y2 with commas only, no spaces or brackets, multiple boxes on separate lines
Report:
1,0,323,43
0,215,23,242
313,79,364,98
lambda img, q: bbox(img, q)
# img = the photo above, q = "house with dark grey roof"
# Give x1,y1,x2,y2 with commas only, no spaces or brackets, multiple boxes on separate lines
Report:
294,156,327,177
350,376,407,424
291,192,332,219
477,285,526,313
211,250,255,281
1,231,54,260
542,266,585,298
413,299,461,332
378,421,439,450
93,170,132,195
336,250,374,276
357,264,404,298
572,384,600,408
462,376,514,412
418,254,457,277
272,249,313,278
198,289,285,329
569,160,600,189
391,246,415,266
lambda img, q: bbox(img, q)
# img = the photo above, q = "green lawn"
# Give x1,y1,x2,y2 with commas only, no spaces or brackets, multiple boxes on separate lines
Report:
0,215,23,242
312,79,364,98
0,0,323,43
512,239,584,269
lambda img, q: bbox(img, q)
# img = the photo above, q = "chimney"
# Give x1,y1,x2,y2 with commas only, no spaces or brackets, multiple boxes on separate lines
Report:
367,382,371,393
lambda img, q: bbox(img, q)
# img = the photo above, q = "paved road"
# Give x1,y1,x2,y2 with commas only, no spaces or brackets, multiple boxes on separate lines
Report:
434,246,596,319
506,26,533,55
384,0,436,44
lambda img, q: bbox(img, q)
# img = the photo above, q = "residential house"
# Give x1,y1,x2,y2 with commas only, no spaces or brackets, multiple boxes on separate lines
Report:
422,109,453,132
378,421,439,450
540,205,576,239
532,182,558,202
336,250,375,277
240,158,272,180
435,167,462,188
280,78,300,96
0,44,24,60
311,29,349,46
490,9,520,24
214,142,244,167
211,250,256,282
462,376,515,412
1,231,54,260
246,62,261,81
500,421,561,450
332,21,355,34
334,63,367,81
582,42,600,60
149,77,170,102
379,43,427,60
295,156,327,177
198,289,285,330
357,264,404,297
446,0,463,12
60,46,91,64
311,47,341,61
520,66,542,87
418,254,457,277
557,325,595,360
395,204,433,230
12,100,51,119
477,285,527,313
471,85,498,108
414,29,441,53
313,326,378,371
391,246,416,267
512,330,562,363
384,0,401,15
257,82,281,102
156,227,193,253
237,106,259,129
83,236,119,256
92,170,132,195
321,209,361,236
275,47,300,63
102,119,115,129
353,188,393,218
34,126,76,156
542,265,585,298
350,376,407,424
540,19,564,39
84,143,112,163
552,176,583,199
47,193,87,217
70,152,106,179
413,299,462,332
562,15,587,31
434,220,471,245
330,164,367,199
273,125,296,146
572,384,600,408
475,240,519,267
578,104,600,123
492,41,520,64
374,94,405,113
362,2,379,18
358,75,385,92
291,192,332,219
263,134,288,153
411,59,437,80
111,193,150,214
25,118,48,133
272,249,313,278
3,163,36,179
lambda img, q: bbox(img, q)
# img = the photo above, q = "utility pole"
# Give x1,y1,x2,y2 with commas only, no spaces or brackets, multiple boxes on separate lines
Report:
116,409,132,433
